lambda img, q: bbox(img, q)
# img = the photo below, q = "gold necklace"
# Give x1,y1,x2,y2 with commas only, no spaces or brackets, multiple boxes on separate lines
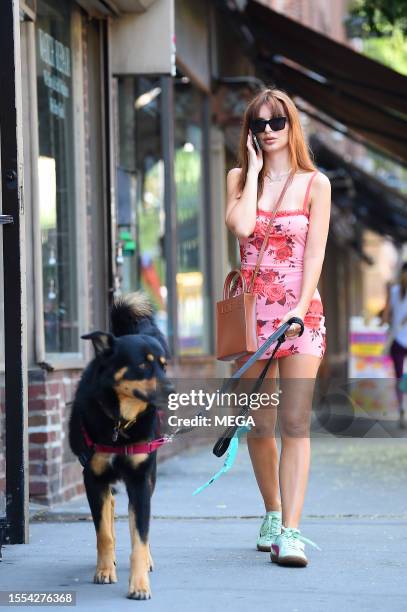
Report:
266,168,292,182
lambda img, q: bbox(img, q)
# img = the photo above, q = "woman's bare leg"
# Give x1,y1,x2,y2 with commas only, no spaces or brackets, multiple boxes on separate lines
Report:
233,358,281,512
277,353,322,528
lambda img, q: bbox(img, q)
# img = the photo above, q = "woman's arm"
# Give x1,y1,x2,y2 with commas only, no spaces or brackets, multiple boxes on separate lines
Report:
225,168,259,239
225,132,263,239
296,172,331,315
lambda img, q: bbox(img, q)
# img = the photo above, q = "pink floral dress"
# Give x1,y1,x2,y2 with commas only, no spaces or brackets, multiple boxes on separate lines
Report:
233,170,327,361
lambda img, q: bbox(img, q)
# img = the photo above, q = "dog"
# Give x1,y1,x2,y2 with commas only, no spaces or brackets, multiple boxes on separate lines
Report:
68,291,172,600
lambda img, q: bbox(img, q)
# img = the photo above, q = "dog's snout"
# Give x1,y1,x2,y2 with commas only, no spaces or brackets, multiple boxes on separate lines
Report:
153,378,175,412
158,378,175,396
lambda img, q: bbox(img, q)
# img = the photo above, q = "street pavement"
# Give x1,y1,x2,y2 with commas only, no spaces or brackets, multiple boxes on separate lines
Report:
1,434,406,611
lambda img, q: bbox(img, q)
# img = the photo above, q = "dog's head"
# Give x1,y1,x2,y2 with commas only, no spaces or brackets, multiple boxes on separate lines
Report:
82,331,170,424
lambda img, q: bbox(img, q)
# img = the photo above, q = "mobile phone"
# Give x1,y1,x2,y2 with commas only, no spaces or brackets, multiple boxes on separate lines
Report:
252,133,261,153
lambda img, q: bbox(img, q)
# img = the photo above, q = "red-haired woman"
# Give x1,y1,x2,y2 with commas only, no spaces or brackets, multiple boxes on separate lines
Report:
226,87,331,567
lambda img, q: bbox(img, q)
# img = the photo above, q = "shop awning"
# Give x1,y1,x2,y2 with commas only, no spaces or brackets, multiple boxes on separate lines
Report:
311,135,407,244
216,0,407,163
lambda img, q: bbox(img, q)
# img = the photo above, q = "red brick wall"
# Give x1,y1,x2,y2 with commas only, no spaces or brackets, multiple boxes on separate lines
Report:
28,369,83,505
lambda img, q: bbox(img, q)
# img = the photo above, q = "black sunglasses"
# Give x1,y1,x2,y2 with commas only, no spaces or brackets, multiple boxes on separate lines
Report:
249,116,287,133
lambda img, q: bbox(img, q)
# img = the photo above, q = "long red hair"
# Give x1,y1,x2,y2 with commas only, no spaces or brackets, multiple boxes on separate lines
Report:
237,87,316,199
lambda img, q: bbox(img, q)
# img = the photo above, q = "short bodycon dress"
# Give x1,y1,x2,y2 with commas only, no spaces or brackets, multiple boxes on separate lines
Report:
232,170,327,361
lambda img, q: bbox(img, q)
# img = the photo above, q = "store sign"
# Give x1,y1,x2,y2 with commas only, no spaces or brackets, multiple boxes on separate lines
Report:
348,316,398,418
38,29,71,119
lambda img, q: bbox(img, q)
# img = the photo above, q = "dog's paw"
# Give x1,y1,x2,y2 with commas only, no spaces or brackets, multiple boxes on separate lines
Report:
127,589,151,600
127,575,151,600
94,564,118,584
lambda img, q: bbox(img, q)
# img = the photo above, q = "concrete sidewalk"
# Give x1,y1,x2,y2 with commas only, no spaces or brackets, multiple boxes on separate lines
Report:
1,436,407,611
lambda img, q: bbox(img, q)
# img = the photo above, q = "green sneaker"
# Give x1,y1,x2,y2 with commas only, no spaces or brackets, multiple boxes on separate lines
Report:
256,511,282,552
270,525,321,566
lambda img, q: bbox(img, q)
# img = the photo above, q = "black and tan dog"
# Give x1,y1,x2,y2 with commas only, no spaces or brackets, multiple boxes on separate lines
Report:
68,292,172,600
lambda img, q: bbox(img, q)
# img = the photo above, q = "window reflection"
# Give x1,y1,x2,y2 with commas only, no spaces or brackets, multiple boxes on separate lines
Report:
36,0,78,353
175,80,210,355
116,76,167,337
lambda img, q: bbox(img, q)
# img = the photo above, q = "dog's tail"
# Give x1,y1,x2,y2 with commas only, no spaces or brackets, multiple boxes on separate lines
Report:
111,291,153,337
110,291,171,358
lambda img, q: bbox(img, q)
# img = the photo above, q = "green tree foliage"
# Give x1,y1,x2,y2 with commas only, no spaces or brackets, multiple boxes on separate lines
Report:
362,27,407,74
349,0,407,36
347,1,407,75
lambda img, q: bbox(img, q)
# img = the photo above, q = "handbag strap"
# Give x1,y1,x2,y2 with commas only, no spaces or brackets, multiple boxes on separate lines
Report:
248,170,296,293
223,268,248,300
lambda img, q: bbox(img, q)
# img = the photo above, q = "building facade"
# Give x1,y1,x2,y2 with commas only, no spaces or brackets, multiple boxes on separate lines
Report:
1,0,227,508
1,0,405,518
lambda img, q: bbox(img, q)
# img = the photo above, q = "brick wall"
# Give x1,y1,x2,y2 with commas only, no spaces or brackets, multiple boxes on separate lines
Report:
28,369,83,505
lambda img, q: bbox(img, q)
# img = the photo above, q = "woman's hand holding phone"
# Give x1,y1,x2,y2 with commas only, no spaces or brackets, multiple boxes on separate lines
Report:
247,130,263,175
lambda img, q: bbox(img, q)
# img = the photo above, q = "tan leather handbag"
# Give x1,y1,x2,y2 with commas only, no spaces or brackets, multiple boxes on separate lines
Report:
216,171,295,361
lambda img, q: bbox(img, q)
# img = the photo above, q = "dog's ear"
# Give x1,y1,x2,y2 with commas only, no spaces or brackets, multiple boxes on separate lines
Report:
81,331,116,355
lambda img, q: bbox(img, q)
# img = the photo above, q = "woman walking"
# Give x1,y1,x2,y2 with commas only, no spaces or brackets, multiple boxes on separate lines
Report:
225,87,331,567
381,264,407,429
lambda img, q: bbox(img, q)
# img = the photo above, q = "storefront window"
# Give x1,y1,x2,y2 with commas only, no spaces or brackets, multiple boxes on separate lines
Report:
174,80,210,355
36,0,78,353
116,76,167,337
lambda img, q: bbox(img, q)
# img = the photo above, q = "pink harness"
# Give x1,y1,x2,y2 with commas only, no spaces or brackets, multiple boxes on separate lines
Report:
81,424,170,456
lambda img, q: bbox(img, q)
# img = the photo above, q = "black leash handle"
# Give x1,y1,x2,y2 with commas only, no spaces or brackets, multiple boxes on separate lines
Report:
213,317,304,457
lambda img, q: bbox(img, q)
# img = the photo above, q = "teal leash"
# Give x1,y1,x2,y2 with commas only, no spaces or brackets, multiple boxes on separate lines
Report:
192,425,251,495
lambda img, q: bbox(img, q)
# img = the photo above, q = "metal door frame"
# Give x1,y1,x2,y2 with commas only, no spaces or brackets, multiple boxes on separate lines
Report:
0,0,29,545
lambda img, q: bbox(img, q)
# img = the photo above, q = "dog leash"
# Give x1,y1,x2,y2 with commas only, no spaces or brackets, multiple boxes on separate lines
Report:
192,317,304,495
